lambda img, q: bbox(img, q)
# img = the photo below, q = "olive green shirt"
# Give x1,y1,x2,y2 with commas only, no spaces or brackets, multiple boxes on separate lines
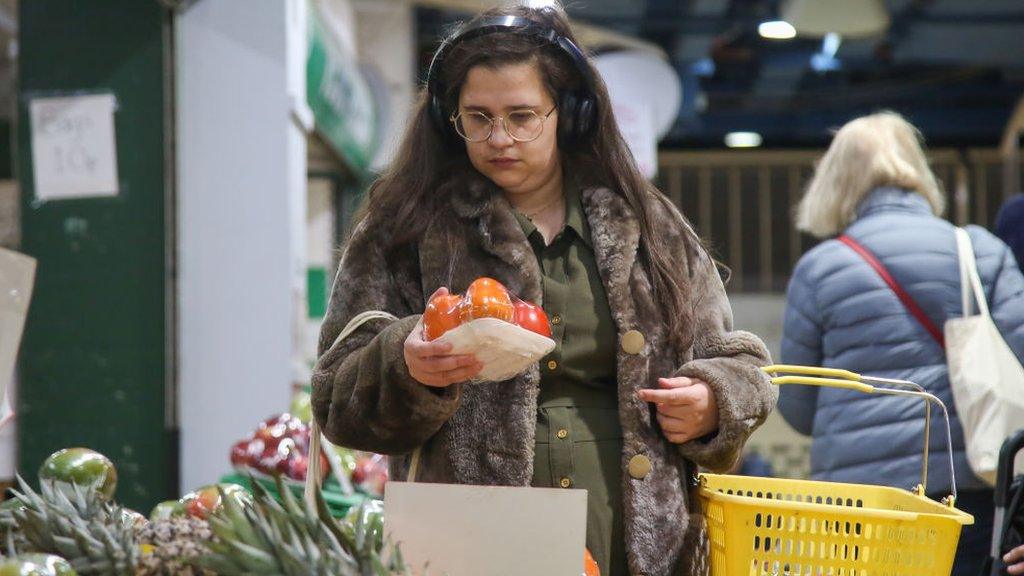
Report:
515,181,627,576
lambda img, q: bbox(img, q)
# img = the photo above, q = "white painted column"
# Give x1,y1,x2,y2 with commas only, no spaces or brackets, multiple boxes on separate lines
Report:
176,0,308,493
352,0,415,170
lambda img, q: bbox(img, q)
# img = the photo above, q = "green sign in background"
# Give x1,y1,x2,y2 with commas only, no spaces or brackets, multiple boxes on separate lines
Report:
306,8,380,176
17,1,173,511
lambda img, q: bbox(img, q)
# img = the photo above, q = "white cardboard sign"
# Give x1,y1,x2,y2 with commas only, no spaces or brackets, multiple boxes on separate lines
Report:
30,93,120,201
385,482,588,576
0,248,36,420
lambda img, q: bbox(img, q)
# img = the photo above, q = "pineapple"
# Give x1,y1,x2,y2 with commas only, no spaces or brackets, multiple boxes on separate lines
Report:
5,476,138,576
197,478,411,576
136,517,214,576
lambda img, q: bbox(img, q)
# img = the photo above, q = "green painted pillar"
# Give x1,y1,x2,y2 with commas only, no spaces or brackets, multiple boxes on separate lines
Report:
17,1,173,511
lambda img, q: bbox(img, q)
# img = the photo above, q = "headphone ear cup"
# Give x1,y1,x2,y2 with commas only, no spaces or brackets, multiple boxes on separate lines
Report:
557,91,579,145
574,94,596,142
557,91,597,146
429,93,461,147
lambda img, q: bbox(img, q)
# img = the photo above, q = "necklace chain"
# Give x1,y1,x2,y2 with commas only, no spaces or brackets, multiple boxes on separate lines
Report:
524,194,562,219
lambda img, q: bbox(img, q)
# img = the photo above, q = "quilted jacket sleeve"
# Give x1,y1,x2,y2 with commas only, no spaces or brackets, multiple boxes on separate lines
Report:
777,253,824,436
310,219,460,455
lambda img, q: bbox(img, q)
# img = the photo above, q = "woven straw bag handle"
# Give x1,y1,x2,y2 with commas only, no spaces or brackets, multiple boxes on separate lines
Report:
304,310,424,509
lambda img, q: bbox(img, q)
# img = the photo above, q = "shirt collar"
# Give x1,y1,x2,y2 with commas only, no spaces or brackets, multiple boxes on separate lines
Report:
513,172,592,248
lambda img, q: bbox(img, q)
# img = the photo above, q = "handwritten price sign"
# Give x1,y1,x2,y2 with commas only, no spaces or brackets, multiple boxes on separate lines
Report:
30,93,119,201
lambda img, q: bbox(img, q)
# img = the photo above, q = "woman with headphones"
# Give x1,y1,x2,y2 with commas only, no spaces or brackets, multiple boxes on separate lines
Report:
311,4,776,574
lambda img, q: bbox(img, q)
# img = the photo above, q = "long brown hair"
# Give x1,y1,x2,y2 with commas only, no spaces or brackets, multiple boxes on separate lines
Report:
355,3,701,350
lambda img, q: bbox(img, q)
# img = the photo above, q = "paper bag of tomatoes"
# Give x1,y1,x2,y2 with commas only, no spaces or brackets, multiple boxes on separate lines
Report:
423,277,556,382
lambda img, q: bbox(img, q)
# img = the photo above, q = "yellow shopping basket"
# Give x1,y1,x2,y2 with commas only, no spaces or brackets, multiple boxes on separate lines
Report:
699,365,974,576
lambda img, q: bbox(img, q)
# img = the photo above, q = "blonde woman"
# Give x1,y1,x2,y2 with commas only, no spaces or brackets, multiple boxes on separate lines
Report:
778,111,1024,575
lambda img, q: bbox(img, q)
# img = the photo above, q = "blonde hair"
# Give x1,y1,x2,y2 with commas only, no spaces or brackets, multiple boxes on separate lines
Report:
796,111,945,238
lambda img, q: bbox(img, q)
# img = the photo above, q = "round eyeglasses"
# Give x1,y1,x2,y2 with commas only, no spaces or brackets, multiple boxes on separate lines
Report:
450,106,557,143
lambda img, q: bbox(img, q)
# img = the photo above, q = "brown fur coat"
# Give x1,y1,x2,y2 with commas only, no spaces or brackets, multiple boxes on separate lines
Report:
312,178,776,575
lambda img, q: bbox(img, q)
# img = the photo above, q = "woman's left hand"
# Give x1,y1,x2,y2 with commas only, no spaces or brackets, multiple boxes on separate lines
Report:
638,377,719,444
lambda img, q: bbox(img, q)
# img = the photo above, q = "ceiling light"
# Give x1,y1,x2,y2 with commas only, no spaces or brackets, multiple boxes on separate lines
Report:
725,132,763,148
691,57,716,77
822,32,842,58
758,20,797,40
525,0,557,7
782,0,890,38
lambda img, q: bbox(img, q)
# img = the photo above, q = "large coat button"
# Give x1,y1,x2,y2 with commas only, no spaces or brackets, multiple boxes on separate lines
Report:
628,454,652,479
621,330,645,354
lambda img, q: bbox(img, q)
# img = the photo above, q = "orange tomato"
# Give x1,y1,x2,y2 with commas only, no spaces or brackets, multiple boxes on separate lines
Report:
460,277,514,323
423,293,463,341
584,548,600,576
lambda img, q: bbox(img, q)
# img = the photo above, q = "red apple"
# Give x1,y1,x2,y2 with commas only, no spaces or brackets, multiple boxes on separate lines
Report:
254,413,304,444
257,437,296,476
285,451,329,482
181,485,219,520
351,454,389,496
180,483,249,520
230,440,250,468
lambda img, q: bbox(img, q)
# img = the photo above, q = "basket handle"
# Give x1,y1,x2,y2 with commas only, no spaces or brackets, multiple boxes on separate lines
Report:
764,364,959,506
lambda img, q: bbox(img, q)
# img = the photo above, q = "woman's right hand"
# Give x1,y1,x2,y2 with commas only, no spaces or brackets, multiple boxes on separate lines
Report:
404,288,483,387
1006,543,1024,575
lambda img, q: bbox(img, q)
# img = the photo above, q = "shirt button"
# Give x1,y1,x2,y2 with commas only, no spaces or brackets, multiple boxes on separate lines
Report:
547,360,558,371
551,314,562,325
559,477,572,488
556,429,569,439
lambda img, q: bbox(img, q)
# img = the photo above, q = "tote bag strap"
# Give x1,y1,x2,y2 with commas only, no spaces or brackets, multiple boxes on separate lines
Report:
838,235,945,347
304,310,428,509
953,227,990,318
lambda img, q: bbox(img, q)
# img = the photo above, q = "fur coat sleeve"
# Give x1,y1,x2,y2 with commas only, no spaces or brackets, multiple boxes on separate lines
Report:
669,221,777,472
310,218,460,455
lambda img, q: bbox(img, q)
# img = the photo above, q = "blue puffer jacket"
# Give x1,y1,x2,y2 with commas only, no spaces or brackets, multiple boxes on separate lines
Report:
779,187,1024,495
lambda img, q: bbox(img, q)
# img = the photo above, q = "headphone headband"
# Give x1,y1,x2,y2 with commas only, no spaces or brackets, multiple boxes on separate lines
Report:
425,14,597,146
426,16,592,101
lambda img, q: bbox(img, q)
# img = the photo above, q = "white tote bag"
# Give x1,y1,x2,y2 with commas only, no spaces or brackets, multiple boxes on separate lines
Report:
944,228,1024,485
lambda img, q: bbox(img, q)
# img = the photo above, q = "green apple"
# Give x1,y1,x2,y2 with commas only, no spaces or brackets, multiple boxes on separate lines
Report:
38,448,117,501
343,499,385,550
149,499,185,521
290,390,312,423
0,555,76,576
332,446,358,476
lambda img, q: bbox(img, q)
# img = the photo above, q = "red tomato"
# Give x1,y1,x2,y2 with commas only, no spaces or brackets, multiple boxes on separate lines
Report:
584,548,601,576
460,278,514,323
423,293,463,340
513,299,552,337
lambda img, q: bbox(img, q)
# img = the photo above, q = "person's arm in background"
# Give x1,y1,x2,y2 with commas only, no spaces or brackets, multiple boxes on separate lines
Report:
776,257,824,436
1006,544,1024,575
985,236,1024,362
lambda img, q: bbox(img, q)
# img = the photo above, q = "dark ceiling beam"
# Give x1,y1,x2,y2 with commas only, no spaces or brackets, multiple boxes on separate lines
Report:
575,10,1024,32
639,0,696,47
572,15,739,35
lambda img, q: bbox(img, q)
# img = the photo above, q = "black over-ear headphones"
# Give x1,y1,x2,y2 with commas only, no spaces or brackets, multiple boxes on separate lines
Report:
425,14,598,147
